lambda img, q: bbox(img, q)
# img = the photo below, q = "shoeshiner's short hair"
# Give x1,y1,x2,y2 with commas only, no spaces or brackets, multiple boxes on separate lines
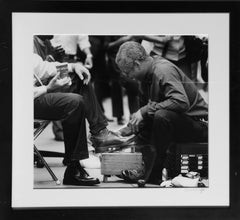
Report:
115,41,147,75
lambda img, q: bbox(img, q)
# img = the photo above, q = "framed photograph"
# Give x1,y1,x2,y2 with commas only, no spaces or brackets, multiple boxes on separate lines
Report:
1,0,239,219
12,12,229,208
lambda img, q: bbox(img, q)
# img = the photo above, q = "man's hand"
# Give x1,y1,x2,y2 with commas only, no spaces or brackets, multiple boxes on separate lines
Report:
128,109,143,133
46,73,71,93
73,63,91,85
84,56,93,69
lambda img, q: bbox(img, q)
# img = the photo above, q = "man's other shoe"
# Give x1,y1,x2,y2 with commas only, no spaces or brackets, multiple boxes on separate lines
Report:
121,169,145,183
63,161,100,186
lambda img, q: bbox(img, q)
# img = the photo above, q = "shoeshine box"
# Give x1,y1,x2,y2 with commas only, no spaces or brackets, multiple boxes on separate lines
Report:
101,152,143,176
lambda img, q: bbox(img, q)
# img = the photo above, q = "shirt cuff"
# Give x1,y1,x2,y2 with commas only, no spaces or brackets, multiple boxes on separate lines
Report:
38,85,47,94
68,63,74,72
140,105,148,119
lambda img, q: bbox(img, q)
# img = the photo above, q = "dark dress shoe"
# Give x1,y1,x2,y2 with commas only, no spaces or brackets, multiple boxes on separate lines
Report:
90,128,125,152
63,162,100,186
121,169,145,183
121,169,162,185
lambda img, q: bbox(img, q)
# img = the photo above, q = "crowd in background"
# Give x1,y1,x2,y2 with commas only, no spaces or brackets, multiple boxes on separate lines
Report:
34,34,208,136
89,35,208,123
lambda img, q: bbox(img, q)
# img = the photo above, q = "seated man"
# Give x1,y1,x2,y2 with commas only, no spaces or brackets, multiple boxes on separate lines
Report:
34,35,124,156
115,41,208,184
34,53,99,186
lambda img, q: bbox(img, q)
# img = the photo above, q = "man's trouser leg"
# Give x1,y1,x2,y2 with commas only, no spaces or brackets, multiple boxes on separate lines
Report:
53,70,109,139
77,81,108,135
34,92,89,160
120,75,140,115
52,121,64,140
139,109,208,181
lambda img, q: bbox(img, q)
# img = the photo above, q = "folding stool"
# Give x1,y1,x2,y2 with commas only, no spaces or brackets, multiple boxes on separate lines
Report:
34,119,63,185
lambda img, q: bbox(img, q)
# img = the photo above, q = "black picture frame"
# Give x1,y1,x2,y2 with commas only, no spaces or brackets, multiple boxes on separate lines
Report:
1,0,239,219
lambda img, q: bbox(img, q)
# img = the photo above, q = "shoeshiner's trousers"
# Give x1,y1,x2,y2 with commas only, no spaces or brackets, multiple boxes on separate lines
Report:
138,109,208,180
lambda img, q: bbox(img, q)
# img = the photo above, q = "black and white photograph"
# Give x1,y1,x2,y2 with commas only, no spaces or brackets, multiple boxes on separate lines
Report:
33,34,209,189
11,12,230,209
1,0,240,218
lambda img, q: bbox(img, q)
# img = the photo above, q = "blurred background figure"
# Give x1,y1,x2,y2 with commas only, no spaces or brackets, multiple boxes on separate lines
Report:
140,35,208,89
184,35,208,89
140,35,192,78
105,35,140,125
34,35,65,62
50,35,94,141
88,36,113,119
51,35,93,68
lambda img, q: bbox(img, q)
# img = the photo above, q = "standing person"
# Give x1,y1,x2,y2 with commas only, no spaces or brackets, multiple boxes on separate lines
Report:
51,35,93,68
50,35,93,140
105,35,140,125
138,35,193,80
115,41,208,184
88,36,113,120
34,53,100,186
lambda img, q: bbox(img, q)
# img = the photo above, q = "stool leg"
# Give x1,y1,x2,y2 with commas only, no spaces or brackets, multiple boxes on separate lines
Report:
34,145,61,185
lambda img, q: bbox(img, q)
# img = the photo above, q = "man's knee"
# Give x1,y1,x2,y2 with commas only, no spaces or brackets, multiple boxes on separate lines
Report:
153,109,177,123
66,93,84,112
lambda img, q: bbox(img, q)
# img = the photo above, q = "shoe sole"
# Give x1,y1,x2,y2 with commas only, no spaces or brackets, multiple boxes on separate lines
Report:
95,136,137,153
92,139,126,149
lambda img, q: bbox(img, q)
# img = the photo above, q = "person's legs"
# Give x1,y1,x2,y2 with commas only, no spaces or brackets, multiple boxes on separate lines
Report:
46,72,123,151
34,92,100,185
34,92,88,160
120,75,140,116
51,62,118,142
111,79,124,123
52,121,64,141
78,82,108,135
108,56,124,125
138,109,208,183
127,92,140,116
71,79,125,150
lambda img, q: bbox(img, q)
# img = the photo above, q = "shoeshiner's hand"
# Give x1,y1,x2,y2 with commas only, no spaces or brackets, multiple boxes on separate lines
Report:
129,110,143,133
73,63,91,85
46,72,71,93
